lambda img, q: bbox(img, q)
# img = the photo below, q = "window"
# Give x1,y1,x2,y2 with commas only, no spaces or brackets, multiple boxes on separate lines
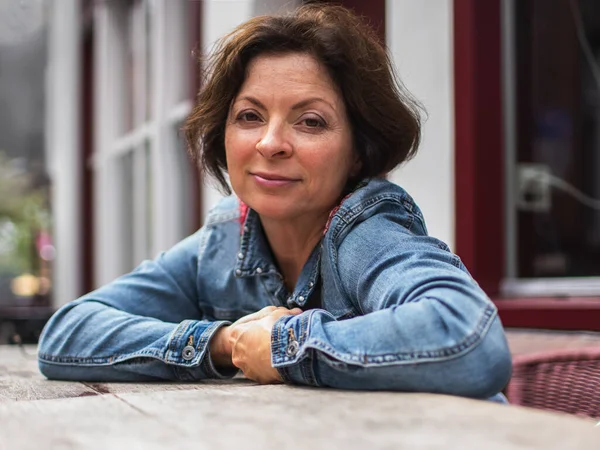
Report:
0,0,52,342
93,0,196,286
503,0,600,296
454,0,600,330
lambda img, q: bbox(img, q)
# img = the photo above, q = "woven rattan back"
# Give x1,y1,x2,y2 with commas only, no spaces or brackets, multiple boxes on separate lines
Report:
506,347,600,419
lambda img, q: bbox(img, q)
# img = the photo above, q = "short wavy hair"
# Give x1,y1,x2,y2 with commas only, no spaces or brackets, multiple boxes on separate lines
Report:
184,3,422,194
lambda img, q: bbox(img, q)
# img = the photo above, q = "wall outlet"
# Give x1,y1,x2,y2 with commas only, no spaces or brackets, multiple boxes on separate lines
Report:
516,163,552,212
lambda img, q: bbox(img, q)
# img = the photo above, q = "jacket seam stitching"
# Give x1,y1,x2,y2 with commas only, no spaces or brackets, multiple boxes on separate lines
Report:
303,305,498,366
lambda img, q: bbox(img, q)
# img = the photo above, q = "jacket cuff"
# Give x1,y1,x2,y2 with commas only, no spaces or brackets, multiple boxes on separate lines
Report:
271,311,319,386
200,321,240,379
167,319,238,380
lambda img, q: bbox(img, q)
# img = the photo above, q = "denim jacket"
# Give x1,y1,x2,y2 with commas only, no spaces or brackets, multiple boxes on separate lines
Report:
38,178,512,398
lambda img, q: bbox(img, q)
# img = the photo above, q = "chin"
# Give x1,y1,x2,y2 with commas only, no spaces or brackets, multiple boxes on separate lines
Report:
246,196,299,221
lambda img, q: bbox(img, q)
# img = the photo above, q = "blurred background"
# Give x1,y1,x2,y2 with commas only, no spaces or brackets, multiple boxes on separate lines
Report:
1,0,600,344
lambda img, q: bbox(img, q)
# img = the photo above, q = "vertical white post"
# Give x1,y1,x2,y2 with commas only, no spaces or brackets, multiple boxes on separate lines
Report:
152,0,172,254
47,0,82,306
93,3,127,286
386,0,455,249
153,0,192,253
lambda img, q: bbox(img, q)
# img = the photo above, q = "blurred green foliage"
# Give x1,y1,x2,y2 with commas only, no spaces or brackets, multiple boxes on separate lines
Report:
0,151,50,275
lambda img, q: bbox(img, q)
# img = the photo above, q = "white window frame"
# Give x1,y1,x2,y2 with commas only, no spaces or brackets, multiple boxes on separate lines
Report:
93,0,193,286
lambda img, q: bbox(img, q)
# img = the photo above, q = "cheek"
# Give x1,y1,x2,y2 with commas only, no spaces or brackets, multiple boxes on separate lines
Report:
224,128,233,163
224,131,247,168
305,149,353,191
225,128,258,156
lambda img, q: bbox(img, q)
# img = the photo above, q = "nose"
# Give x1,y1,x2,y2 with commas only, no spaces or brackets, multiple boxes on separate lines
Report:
256,123,292,159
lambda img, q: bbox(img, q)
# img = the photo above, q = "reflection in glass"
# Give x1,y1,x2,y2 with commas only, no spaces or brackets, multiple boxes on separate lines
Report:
515,0,600,278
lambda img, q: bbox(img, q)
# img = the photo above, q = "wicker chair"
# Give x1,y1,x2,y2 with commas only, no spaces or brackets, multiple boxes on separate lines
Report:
506,347,600,419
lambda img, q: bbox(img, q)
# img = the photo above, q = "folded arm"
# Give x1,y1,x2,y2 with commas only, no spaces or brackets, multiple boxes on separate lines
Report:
37,231,235,381
270,218,512,398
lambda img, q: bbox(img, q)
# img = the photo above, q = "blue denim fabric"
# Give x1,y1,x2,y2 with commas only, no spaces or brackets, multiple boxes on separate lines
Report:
38,178,512,398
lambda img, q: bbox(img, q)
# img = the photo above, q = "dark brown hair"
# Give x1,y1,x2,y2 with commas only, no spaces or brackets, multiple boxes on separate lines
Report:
184,3,422,194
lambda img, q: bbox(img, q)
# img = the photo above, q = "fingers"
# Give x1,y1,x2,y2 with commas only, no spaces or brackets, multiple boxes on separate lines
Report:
229,307,300,385
231,352,246,372
229,306,304,347
233,306,302,325
232,306,278,325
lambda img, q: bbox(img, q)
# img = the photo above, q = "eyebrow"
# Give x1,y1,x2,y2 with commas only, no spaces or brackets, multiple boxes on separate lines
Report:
235,96,337,112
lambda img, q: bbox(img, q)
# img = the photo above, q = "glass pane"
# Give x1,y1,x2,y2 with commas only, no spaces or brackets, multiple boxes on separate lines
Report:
0,3,52,343
121,0,152,133
514,0,600,277
124,1,135,133
120,152,135,272
171,2,189,106
145,0,153,121
144,141,153,257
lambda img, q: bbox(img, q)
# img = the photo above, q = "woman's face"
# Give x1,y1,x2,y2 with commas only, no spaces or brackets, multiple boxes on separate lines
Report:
225,53,358,223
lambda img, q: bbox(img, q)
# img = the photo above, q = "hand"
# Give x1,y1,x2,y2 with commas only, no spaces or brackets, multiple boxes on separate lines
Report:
209,306,298,369
230,307,302,384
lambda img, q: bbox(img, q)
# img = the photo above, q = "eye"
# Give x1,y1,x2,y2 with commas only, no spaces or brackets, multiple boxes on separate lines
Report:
237,111,261,122
301,116,326,128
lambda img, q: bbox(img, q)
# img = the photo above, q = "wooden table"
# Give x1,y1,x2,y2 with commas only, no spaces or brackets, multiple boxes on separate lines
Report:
1,345,598,449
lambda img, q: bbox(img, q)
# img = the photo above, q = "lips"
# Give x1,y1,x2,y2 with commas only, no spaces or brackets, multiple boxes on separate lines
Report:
250,171,301,188
250,172,300,181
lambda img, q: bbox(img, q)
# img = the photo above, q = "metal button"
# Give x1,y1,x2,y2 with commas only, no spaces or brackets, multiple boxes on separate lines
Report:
286,340,299,357
298,296,305,302
309,281,314,287
256,267,263,274
235,269,242,276
182,345,196,361
244,226,249,233
237,252,244,259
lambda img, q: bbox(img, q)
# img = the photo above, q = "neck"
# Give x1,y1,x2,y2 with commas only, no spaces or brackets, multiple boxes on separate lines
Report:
260,212,329,292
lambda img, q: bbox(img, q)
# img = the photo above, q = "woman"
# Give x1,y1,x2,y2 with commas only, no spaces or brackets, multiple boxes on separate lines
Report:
38,4,511,398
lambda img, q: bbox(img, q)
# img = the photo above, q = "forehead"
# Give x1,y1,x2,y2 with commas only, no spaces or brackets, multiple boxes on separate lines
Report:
239,52,340,99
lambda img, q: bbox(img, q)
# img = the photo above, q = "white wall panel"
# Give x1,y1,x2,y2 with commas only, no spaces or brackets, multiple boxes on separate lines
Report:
386,0,455,249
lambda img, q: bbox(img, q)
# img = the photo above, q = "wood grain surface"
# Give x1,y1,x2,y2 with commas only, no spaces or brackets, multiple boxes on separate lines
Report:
0,345,598,449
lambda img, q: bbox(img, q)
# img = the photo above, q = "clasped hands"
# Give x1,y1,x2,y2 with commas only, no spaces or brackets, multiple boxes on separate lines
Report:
209,306,302,384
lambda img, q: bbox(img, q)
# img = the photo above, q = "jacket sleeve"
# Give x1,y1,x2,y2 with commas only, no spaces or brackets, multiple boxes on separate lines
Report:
38,229,237,381
270,213,512,398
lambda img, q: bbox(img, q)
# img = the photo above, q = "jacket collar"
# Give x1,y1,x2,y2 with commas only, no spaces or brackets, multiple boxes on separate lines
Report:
232,178,372,306
233,206,322,308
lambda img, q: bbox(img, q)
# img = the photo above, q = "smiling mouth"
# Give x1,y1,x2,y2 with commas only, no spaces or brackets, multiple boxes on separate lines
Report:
250,172,301,187
251,172,299,181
